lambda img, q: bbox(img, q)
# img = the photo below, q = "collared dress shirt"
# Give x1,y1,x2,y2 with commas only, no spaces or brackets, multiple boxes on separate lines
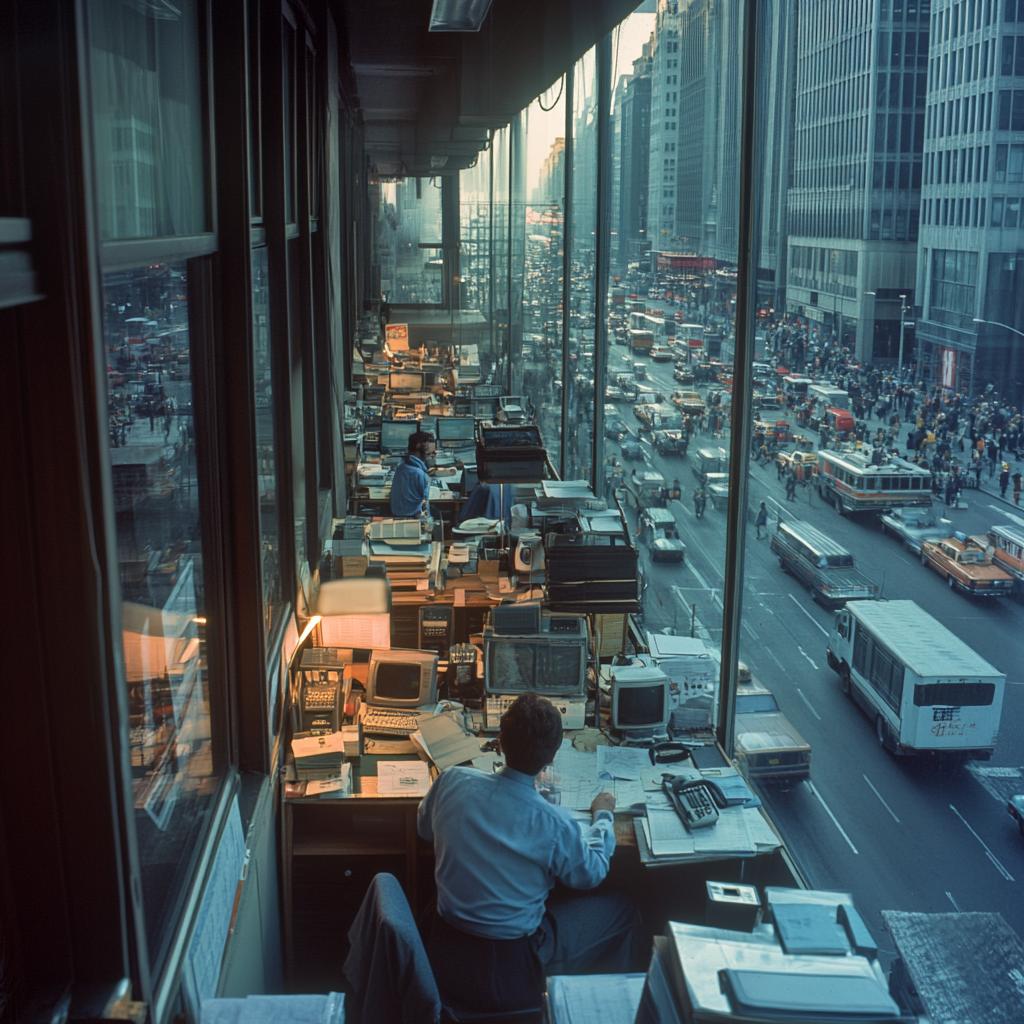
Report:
417,765,616,940
390,453,430,517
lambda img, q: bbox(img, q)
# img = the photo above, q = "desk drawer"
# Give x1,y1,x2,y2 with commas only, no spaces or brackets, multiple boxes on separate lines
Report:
290,803,411,856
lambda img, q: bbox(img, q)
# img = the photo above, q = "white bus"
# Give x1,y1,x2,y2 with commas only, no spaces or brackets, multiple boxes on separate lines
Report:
816,447,931,515
826,600,1005,759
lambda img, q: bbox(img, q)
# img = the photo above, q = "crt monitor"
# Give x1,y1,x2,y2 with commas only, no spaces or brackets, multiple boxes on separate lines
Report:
390,370,424,391
366,649,438,709
381,419,420,453
436,416,476,448
611,665,671,735
484,633,587,697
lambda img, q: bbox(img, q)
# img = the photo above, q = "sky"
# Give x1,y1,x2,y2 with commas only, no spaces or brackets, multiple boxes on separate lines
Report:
525,7,657,194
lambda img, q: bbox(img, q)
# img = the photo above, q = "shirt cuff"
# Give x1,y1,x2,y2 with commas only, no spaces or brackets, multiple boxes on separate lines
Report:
592,809,614,824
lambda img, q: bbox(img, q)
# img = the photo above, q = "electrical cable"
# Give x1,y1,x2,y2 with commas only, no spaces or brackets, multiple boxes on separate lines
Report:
538,75,565,111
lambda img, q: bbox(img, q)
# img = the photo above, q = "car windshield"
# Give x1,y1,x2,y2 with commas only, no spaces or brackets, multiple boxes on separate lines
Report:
737,693,780,714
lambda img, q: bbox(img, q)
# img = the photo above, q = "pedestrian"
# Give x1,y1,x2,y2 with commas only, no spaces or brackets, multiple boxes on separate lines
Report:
972,454,983,489
1013,470,1022,506
999,462,1010,499
785,471,797,502
693,485,703,519
755,501,768,539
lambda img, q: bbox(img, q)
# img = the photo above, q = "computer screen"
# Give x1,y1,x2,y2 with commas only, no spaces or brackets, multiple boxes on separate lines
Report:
436,417,476,448
366,649,438,709
381,419,419,453
611,666,671,733
390,371,423,391
484,634,587,696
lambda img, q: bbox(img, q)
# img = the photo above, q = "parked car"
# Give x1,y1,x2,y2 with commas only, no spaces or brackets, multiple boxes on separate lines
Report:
733,682,812,780
673,366,695,384
920,533,1016,598
880,508,952,555
605,415,628,441
653,429,686,456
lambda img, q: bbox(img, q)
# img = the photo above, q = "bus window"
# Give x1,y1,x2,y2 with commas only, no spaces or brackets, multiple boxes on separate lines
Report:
853,628,869,674
913,682,996,706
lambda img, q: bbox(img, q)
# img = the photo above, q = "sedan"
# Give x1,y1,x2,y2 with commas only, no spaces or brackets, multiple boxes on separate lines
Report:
880,507,951,555
734,684,811,781
619,439,645,461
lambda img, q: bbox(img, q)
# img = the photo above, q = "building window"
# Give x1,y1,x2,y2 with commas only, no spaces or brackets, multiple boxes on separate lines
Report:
931,248,979,325
86,0,207,241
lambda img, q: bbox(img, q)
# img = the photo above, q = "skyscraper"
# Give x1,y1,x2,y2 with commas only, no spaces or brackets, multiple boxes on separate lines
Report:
914,0,1024,403
618,38,654,272
786,0,929,362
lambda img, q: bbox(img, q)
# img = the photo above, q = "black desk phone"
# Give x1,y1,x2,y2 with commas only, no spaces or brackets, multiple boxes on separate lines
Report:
662,774,729,830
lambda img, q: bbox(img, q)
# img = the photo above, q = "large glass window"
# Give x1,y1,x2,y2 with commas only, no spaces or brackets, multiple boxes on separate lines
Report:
101,262,222,973
521,83,567,474
377,179,444,304
87,0,207,240
252,245,283,640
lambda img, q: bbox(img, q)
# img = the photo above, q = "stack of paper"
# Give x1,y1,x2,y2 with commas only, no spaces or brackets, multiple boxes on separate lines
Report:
652,920,903,1024
292,732,346,782
369,540,441,589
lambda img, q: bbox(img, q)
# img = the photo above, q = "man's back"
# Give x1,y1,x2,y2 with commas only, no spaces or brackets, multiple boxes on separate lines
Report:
417,766,613,940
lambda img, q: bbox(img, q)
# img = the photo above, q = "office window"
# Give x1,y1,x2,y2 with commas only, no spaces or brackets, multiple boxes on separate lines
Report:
100,262,224,974
86,0,207,240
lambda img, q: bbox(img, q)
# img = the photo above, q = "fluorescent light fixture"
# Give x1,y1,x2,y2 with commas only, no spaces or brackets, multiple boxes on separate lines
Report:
316,578,392,616
429,0,495,32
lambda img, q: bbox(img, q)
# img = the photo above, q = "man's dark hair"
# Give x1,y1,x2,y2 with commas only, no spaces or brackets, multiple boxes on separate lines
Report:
408,430,435,453
499,693,563,776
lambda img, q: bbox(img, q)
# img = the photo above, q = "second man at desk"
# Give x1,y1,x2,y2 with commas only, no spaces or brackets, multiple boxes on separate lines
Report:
390,430,435,518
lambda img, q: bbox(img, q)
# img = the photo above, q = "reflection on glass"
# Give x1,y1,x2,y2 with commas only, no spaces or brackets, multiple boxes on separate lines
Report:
567,47,599,485
88,0,206,241
252,246,283,639
522,83,566,474
102,262,220,972
377,179,444,304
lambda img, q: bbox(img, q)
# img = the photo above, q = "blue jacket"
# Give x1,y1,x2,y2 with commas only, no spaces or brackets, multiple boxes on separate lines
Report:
390,454,430,517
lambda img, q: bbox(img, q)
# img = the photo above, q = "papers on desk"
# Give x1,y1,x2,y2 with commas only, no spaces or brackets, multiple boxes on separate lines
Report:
377,760,431,797
551,742,647,813
639,794,781,859
546,974,646,1024
410,713,485,771
597,745,653,780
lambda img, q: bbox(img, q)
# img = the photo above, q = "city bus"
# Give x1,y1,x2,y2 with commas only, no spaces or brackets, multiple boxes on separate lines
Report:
987,524,1024,598
826,600,1005,759
816,447,931,515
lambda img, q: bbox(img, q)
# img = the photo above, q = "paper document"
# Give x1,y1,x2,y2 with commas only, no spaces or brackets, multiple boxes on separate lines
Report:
597,745,652,780
320,613,391,649
545,974,646,1024
377,760,431,797
413,714,484,771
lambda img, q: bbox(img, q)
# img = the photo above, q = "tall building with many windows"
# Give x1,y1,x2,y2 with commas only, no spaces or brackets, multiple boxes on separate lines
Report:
915,0,1024,402
786,0,929,361
617,40,654,272
648,0,683,245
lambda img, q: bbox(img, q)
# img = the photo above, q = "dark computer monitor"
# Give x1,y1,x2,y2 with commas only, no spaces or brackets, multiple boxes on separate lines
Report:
381,419,419,453
389,371,424,391
365,649,438,709
436,417,476,449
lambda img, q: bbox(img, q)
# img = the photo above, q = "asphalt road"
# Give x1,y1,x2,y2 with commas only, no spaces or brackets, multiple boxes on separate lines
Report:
616,349,1024,966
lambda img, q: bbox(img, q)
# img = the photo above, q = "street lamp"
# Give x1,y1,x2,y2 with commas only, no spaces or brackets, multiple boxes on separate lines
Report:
973,317,1024,339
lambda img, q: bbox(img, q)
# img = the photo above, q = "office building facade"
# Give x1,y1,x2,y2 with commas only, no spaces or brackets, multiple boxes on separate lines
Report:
915,0,1024,403
617,41,654,273
786,0,929,362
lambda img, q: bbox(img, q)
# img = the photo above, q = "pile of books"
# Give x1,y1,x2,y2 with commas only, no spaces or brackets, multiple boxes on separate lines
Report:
291,732,346,790
636,890,909,1023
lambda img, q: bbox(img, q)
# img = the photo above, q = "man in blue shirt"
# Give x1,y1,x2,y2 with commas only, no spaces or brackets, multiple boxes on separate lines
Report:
417,693,643,980
390,430,434,518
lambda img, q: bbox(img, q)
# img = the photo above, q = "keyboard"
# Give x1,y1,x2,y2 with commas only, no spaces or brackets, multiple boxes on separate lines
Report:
361,707,424,736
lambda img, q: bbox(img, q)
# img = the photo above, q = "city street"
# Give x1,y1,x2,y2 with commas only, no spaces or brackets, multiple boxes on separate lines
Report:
616,348,1024,968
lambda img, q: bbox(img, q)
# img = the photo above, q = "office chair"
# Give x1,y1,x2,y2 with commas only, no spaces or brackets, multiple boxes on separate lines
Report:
345,874,542,1024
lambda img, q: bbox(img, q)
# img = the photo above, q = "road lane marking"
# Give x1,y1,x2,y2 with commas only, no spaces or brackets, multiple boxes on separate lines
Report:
945,891,962,912
788,594,829,636
687,561,713,591
806,781,859,854
949,804,1015,881
796,646,819,670
767,649,785,671
862,775,900,823
796,688,821,720
988,506,1024,529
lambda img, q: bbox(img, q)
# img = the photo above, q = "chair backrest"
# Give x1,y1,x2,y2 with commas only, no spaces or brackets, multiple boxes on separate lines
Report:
344,873,441,1024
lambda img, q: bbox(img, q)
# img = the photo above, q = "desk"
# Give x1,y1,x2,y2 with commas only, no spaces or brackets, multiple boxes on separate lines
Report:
281,753,802,992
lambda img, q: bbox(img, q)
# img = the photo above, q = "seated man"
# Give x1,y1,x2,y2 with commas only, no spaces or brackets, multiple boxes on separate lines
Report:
390,430,435,518
417,693,642,987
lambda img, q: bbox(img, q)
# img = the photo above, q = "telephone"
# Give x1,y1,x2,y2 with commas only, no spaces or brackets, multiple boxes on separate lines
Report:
662,774,729,830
